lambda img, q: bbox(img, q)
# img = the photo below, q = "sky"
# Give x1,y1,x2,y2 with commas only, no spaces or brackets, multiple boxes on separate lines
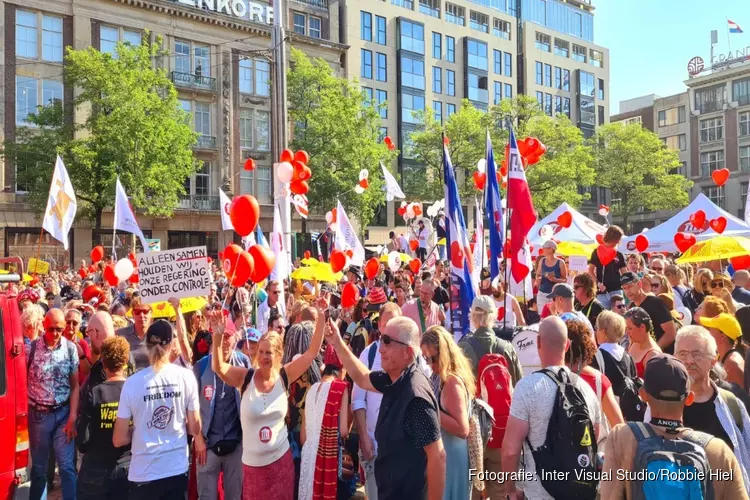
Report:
595,0,750,113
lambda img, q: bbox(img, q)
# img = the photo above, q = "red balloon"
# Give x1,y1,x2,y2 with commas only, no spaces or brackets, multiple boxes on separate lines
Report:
249,244,276,283
128,252,136,261
229,195,260,237
595,234,604,245
78,267,88,279
342,283,359,308
230,251,255,287
90,246,104,264
384,136,393,146
397,207,406,216
330,249,347,273
387,141,396,151
103,264,118,286
409,258,422,274
710,217,727,234
557,211,573,229
690,210,707,229
82,284,104,303
409,239,419,252
674,232,697,253
364,257,380,280
473,171,486,190
293,150,310,165
413,205,422,217
635,234,649,253
222,244,243,274
731,255,750,270
207,257,213,264
129,271,139,284
280,149,294,163
243,158,256,171
345,249,354,258
304,250,311,259
596,245,616,267
88,264,97,274
289,180,309,195
712,168,730,187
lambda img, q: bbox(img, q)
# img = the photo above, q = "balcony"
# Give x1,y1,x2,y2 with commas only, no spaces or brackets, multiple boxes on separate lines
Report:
171,71,217,92
178,195,220,211
195,135,217,150
291,0,328,9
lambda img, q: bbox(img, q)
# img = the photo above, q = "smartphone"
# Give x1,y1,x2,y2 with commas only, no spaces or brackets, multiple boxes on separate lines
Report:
324,309,331,322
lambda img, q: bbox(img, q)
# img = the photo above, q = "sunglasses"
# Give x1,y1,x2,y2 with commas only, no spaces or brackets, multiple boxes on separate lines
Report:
615,304,627,310
650,283,660,289
134,309,151,315
46,327,65,333
381,334,409,347
711,281,725,288
423,354,439,364
66,320,80,325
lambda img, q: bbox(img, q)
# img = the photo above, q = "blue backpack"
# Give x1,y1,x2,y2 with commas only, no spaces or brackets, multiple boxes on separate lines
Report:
627,422,715,500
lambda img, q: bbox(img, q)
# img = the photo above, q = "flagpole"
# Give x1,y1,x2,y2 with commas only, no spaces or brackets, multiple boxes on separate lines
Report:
727,18,732,53
502,121,513,332
33,226,44,277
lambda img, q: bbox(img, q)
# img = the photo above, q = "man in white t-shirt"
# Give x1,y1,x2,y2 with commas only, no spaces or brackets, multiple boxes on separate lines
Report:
114,319,204,498
501,316,603,500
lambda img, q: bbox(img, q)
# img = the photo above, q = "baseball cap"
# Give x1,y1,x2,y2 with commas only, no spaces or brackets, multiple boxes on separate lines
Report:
243,327,262,343
643,354,689,402
480,267,491,281
472,295,497,314
699,313,742,341
546,283,573,300
620,272,640,286
146,319,174,346
542,240,558,250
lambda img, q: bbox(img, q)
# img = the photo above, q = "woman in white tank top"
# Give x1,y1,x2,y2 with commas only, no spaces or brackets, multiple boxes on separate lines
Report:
209,297,326,500
492,284,526,330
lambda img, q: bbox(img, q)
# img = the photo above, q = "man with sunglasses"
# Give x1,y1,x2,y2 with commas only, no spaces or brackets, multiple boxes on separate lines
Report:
256,280,281,333
621,272,677,354
116,296,153,371
610,295,627,315
326,316,445,500
64,308,92,383
27,309,80,500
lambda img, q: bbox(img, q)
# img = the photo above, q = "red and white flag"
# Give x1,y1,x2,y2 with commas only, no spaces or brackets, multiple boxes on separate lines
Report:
219,189,233,231
291,194,309,219
508,127,537,283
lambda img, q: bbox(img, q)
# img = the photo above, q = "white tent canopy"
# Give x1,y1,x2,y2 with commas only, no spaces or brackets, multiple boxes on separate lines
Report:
619,193,750,253
528,202,607,246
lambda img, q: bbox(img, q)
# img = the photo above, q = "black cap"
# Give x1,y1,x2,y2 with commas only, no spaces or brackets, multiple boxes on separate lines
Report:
347,265,362,279
643,354,689,402
546,283,574,299
620,272,640,286
480,267,491,281
146,319,174,347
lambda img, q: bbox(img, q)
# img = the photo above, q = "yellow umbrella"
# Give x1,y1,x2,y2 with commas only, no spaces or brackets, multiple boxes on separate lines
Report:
438,238,446,245
300,258,320,266
291,263,343,283
675,236,750,264
555,242,597,257
127,297,208,319
379,253,413,263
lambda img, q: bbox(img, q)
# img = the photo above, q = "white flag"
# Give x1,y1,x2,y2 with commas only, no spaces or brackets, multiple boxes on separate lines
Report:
472,198,484,290
219,189,233,231
270,199,288,318
42,156,77,250
381,162,405,201
114,177,148,251
334,201,365,266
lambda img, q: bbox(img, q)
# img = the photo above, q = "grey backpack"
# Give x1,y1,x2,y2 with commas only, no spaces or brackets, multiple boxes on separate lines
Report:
627,422,715,500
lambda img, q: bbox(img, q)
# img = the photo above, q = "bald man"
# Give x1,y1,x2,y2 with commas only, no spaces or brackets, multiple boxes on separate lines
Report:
732,270,750,306
83,311,135,392
500,317,604,500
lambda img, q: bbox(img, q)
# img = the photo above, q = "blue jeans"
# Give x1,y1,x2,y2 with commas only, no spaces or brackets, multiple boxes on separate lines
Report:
77,454,129,500
29,405,77,500
438,244,446,260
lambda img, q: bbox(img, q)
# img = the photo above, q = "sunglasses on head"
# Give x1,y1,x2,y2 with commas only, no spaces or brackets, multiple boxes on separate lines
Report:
381,334,409,347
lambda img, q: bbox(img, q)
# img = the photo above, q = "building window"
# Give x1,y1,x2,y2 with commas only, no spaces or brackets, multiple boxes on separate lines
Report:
554,38,569,58
657,106,686,127
433,32,442,59
741,146,750,172
175,40,191,74
446,69,455,96
700,117,723,143
493,18,510,39
743,182,749,211
446,36,455,62
544,93,553,116
554,67,562,89
362,86,373,105
239,58,253,94
309,16,321,38
294,12,306,35
470,11,489,33
239,109,253,149
598,79,604,100
376,90,388,118
378,127,387,143
376,53,387,81
740,111,750,136
100,25,141,57
700,150,724,177
733,78,750,106
555,95,562,114
598,105,605,125
400,20,425,54
544,64,552,87
432,66,442,93
16,10,39,59
702,186,725,209
250,60,270,96
493,50,502,74
494,82,502,104
194,102,211,138
536,91,544,108
535,62,543,85
16,76,62,126
467,40,488,71
194,45,210,77
402,93,425,124
535,32,551,52
590,49,603,68
42,15,64,62
563,69,570,91
392,0,414,8
572,43,586,62
447,103,456,118
256,110,270,151
361,11,373,41
446,3,465,25
361,49,373,78
376,16,387,44
504,52,512,77
504,83,512,98
579,70,595,97
695,85,726,114
419,0,440,18
468,73,488,104
663,134,687,151
433,100,443,123
563,97,571,118
194,161,211,197
401,55,425,90
241,166,272,204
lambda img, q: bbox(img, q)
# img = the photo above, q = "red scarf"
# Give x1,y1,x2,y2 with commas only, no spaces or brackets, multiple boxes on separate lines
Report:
312,378,347,499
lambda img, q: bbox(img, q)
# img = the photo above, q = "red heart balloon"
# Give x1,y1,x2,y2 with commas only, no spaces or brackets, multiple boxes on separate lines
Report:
709,217,727,234
289,180,309,195
712,168,730,187
557,211,573,229
230,251,254,287
731,255,750,270
364,257,380,280
293,150,310,165
304,250,311,259
596,245,616,266
103,264,118,287
397,207,406,216
410,240,419,252
473,171,486,191
635,234,649,253
82,284,103,303
249,245,275,283
222,244,243,274
243,158,256,171
413,205,423,217
90,246,105,264
88,264,97,274
689,209,706,229
280,149,294,163
78,267,88,279
409,258,422,274
330,250,347,273
342,282,359,308
674,232,697,253
450,241,465,268
596,234,604,245
129,271,139,284
229,195,260,237
345,249,354,258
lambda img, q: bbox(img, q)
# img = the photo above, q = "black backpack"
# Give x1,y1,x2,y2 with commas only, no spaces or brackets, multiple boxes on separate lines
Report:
674,286,699,316
594,349,646,422
527,368,598,500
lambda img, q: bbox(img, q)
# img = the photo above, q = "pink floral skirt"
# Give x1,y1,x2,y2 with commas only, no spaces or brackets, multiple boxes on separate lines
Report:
242,450,294,500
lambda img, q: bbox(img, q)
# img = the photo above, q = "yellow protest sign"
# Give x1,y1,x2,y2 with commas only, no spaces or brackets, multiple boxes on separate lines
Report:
28,258,50,275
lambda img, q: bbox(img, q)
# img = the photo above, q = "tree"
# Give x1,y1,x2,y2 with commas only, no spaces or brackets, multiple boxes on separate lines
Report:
591,122,692,231
2,36,198,241
287,48,397,229
409,96,595,215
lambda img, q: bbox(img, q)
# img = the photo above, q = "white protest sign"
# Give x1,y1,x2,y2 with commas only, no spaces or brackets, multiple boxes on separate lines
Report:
568,255,589,273
136,246,211,304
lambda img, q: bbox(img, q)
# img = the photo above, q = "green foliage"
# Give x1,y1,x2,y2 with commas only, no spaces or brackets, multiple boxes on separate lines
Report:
409,96,595,215
591,122,692,231
2,36,198,236
287,48,398,229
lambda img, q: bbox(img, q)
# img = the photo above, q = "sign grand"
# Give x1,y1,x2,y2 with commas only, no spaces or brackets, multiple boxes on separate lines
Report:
175,0,273,24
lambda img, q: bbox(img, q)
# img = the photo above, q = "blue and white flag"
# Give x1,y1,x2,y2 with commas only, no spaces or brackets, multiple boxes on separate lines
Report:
484,130,504,281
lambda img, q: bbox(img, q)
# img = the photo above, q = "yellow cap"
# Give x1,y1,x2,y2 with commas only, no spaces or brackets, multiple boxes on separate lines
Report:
699,313,742,341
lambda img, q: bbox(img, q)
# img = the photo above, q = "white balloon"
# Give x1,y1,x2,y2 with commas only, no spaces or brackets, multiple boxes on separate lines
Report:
325,211,333,224
539,224,554,242
329,222,338,232
477,158,487,174
642,227,650,233
114,258,134,282
406,204,415,218
277,162,294,183
387,251,401,272
598,208,609,217
354,185,365,194
400,201,407,208
359,169,369,181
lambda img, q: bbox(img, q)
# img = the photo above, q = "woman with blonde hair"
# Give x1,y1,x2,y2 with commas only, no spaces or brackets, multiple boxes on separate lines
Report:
650,274,672,297
693,268,714,304
20,303,45,354
695,295,731,325
421,325,475,500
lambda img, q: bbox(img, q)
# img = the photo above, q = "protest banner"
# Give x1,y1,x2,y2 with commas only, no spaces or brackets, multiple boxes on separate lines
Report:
28,258,50,275
568,256,589,273
136,246,210,304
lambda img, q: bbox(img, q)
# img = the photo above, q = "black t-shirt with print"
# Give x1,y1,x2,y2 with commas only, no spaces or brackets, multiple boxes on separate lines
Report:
76,380,132,465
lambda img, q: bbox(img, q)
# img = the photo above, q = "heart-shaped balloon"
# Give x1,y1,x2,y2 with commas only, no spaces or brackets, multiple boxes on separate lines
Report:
689,209,706,229
473,171,486,191
90,246,105,264
635,234,649,253
596,245,616,266
222,244,243,275
712,168,730,187
330,249,347,273
341,282,359,308
304,250,311,259
596,234,604,245
249,245,275,283
731,255,750,270
709,217,727,234
229,195,260,237
674,232,697,253
410,240,419,252
557,211,573,229
103,264,118,287
409,258,422,274
364,257,380,280
387,251,402,273
230,251,255,287
345,249,354,259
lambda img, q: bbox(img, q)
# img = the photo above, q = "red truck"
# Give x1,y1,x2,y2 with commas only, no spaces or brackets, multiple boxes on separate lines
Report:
0,257,30,499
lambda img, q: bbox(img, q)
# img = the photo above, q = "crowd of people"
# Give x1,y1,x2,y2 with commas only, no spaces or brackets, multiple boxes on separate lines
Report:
9,223,750,499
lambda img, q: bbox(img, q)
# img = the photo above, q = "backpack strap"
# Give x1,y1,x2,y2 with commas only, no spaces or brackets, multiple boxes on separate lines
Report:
594,350,605,372
719,388,745,433
682,430,714,450
467,335,485,362
240,368,256,396
595,371,602,401
627,421,656,442
367,342,378,370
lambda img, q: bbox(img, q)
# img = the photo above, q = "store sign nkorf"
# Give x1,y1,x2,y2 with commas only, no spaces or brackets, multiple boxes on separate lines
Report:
175,0,273,24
